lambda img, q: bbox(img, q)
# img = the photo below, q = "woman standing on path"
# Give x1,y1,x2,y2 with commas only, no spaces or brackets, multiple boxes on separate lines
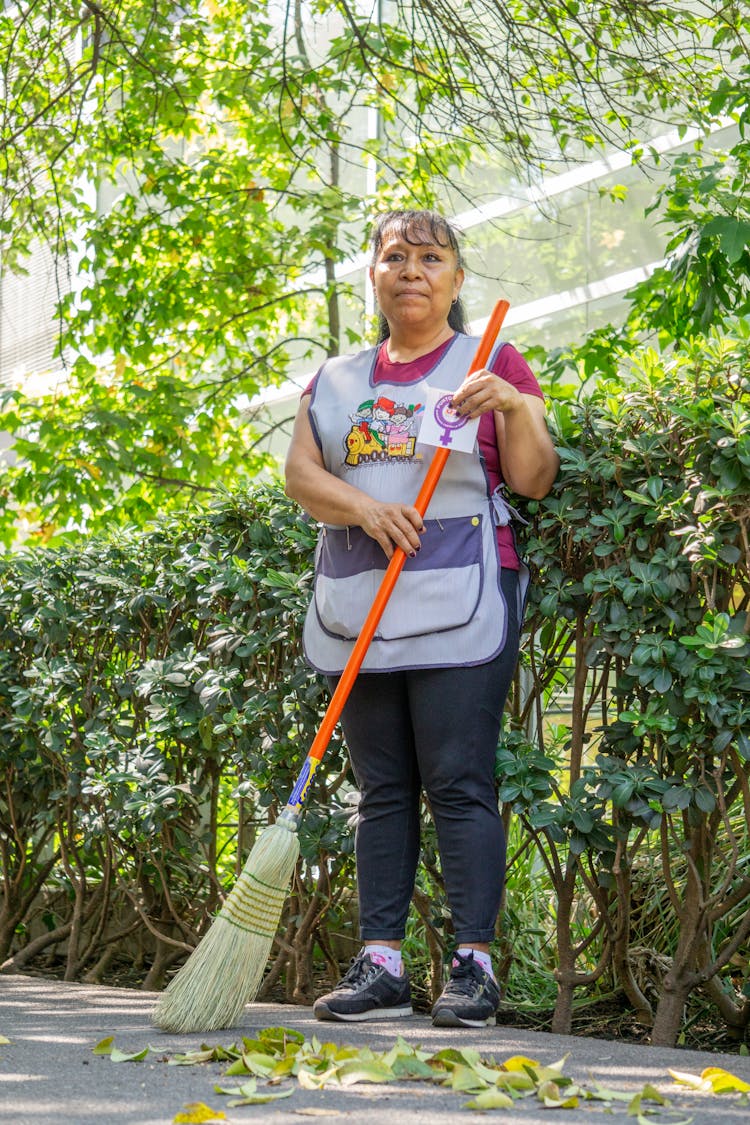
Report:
285,209,559,1027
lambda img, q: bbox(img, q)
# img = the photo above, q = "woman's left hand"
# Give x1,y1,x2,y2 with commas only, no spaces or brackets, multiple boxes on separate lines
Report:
451,369,523,419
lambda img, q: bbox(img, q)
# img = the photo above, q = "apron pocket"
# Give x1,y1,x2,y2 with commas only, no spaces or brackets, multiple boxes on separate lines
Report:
313,515,485,641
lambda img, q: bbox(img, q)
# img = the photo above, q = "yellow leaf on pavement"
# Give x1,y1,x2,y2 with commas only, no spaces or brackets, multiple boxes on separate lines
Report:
701,1067,750,1094
502,1055,541,1072
173,1103,226,1123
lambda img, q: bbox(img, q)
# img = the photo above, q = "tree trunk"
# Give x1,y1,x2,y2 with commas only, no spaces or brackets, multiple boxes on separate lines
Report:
0,849,58,963
142,945,184,991
612,846,652,1026
1,919,73,973
700,973,750,1038
551,864,579,1034
412,885,448,1003
651,824,705,1046
651,975,694,1046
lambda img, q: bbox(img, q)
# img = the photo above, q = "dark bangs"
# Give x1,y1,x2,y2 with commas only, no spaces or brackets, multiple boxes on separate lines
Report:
369,210,464,268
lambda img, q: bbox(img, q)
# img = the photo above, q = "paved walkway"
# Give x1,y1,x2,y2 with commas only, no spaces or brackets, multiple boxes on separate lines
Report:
1,975,749,1124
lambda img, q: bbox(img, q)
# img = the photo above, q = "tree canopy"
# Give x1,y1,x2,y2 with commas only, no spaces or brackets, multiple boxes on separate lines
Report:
0,1,746,543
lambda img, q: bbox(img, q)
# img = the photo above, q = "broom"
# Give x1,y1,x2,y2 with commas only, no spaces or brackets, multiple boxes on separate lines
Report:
152,298,510,1033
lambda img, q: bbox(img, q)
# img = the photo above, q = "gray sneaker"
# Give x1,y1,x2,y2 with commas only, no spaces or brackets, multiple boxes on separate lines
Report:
313,950,413,1022
431,950,500,1027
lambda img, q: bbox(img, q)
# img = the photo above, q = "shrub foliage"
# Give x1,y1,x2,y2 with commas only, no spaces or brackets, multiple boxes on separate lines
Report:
515,326,750,1045
0,487,355,999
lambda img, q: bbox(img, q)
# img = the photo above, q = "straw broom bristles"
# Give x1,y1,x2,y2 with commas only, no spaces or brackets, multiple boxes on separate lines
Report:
152,816,300,1033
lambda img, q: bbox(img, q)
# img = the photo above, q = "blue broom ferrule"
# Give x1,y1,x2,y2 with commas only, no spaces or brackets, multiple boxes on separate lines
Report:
283,754,321,820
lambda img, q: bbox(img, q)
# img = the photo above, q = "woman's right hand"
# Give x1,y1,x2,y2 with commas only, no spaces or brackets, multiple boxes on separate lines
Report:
357,499,425,560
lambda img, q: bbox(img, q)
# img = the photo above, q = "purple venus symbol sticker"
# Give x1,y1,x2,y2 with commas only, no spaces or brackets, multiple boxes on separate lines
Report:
434,393,469,446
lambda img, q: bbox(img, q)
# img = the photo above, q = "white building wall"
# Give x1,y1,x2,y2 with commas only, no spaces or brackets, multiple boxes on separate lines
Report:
0,238,71,391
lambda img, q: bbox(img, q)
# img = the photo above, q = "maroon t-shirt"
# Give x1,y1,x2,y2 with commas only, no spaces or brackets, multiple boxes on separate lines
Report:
304,336,544,569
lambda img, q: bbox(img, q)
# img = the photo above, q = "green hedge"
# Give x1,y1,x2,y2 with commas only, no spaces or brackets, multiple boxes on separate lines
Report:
1,328,749,1045
0,487,356,1000
513,329,750,1045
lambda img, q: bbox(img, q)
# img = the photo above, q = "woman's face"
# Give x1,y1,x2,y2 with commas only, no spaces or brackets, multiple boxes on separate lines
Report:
369,224,464,335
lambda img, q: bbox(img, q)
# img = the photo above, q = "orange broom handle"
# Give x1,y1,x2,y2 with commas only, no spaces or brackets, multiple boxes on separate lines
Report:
305,298,510,765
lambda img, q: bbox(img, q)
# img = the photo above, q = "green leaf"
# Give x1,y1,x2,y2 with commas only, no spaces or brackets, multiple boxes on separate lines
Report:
694,786,716,813
226,1088,293,1107
391,1056,436,1079
464,1088,515,1110
110,1045,150,1063
337,1060,397,1086
256,1026,305,1049
653,669,673,693
449,1064,490,1093
588,1083,636,1103
702,216,750,264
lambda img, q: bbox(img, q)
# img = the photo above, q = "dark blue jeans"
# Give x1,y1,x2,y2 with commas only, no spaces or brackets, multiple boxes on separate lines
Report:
329,569,520,945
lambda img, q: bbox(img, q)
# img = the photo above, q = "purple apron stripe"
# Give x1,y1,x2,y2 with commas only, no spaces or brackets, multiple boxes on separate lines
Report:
318,516,483,579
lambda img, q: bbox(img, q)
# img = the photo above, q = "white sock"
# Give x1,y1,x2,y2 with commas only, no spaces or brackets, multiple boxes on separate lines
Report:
456,947,495,980
364,944,403,976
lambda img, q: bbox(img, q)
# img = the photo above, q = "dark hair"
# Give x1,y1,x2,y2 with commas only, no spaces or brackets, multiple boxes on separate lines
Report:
369,209,469,342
